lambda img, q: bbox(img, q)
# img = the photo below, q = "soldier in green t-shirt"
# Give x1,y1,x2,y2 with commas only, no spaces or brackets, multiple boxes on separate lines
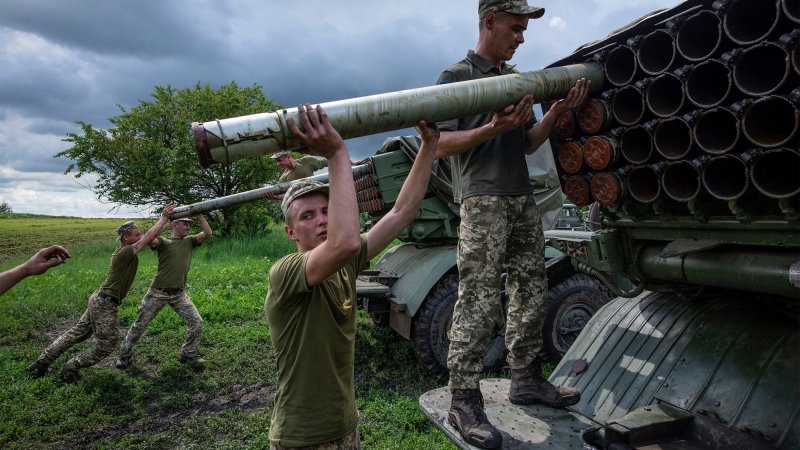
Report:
116,212,212,371
265,104,439,449
435,1,589,447
264,151,328,202
26,204,175,382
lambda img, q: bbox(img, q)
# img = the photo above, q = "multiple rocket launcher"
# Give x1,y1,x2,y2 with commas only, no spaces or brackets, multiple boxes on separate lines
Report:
554,0,799,221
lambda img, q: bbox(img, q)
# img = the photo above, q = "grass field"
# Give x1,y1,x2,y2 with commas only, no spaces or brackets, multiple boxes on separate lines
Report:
0,213,158,263
0,215,457,449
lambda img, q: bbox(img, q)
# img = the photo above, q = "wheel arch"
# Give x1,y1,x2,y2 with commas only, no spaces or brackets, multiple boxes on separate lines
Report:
371,243,457,339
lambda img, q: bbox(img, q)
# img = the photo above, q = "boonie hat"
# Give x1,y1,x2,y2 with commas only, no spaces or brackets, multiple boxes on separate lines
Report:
281,179,330,218
271,151,290,160
479,0,545,19
116,221,137,240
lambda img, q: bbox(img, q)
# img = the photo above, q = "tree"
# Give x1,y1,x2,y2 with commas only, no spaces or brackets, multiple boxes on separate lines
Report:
57,82,284,235
0,202,11,213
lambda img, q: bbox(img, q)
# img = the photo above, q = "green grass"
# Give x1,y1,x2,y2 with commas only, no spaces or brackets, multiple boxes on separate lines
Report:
0,219,457,449
0,213,158,263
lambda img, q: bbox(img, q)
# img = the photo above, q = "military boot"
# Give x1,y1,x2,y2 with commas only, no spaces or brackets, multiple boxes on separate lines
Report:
509,362,580,407
58,362,80,383
448,388,502,449
26,360,49,378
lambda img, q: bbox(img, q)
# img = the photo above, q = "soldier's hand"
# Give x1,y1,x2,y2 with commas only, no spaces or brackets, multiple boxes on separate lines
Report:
24,245,70,275
551,78,590,115
161,203,176,219
287,104,346,159
416,121,439,143
265,192,283,201
491,95,534,134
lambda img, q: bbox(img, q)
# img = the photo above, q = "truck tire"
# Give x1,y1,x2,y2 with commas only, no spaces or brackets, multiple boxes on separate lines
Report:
411,275,507,381
542,273,612,362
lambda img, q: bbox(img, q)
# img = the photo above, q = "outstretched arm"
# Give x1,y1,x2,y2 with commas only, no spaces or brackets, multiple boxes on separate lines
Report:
290,105,361,287
133,204,174,255
366,121,439,259
435,95,534,159
525,78,589,154
195,214,213,244
0,245,71,295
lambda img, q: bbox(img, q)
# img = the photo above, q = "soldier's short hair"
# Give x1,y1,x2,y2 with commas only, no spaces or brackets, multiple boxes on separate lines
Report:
116,221,137,240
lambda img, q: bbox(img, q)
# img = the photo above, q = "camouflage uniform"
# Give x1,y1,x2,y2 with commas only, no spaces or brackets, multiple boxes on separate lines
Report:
35,291,120,373
269,428,361,450
118,287,202,361
437,50,548,391
118,233,205,365
447,193,547,390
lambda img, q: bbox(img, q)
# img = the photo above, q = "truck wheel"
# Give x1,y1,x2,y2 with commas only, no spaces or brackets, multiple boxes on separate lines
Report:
411,275,507,381
542,273,612,362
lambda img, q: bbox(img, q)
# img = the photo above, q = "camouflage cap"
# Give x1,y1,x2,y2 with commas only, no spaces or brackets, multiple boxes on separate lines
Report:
479,0,545,19
271,151,290,160
116,221,137,240
281,179,330,219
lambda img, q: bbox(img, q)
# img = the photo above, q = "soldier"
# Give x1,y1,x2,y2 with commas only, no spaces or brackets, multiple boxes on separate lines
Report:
264,151,328,201
26,206,175,382
265,104,438,449
0,245,70,295
115,213,212,371
435,1,589,448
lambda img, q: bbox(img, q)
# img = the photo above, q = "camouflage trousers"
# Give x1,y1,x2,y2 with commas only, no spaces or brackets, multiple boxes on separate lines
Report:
448,193,547,390
34,291,119,371
270,428,361,450
118,287,202,362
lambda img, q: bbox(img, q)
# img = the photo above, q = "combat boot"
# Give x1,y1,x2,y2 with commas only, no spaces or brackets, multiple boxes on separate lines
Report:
509,361,580,407
448,388,502,449
179,355,205,371
26,360,49,378
58,362,80,383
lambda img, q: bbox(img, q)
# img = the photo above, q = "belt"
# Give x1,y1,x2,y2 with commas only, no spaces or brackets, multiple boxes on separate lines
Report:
97,290,121,305
157,287,184,295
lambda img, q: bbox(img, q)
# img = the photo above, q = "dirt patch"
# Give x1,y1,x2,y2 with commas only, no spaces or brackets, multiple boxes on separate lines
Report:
59,381,275,449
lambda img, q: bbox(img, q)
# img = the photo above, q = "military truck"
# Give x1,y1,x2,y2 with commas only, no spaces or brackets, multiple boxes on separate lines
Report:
187,56,624,380
186,0,798,445
415,0,800,448
351,135,624,380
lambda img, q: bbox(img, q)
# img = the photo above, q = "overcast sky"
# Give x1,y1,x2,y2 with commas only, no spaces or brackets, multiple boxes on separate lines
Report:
0,0,682,218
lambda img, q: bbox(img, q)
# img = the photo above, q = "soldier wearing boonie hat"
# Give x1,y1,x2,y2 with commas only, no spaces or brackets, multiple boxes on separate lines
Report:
434,1,589,448
264,152,329,203
27,204,176,382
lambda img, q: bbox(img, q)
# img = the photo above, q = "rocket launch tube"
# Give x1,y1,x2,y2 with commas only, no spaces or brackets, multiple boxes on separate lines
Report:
192,63,604,167
170,163,373,219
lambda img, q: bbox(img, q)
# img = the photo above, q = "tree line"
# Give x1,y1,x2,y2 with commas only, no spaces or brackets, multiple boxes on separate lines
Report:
57,82,285,235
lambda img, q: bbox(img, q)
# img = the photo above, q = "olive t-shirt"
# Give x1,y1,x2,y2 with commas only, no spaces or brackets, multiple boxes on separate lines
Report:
279,156,327,182
99,245,138,300
150,235,201,290
436,50,536,203
265,236,369,447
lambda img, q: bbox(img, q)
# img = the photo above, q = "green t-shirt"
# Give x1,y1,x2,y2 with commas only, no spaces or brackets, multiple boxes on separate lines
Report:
279,156,327,182
99,245,138,300
265,236,369,447
150,235,202,289
436,50,536,203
